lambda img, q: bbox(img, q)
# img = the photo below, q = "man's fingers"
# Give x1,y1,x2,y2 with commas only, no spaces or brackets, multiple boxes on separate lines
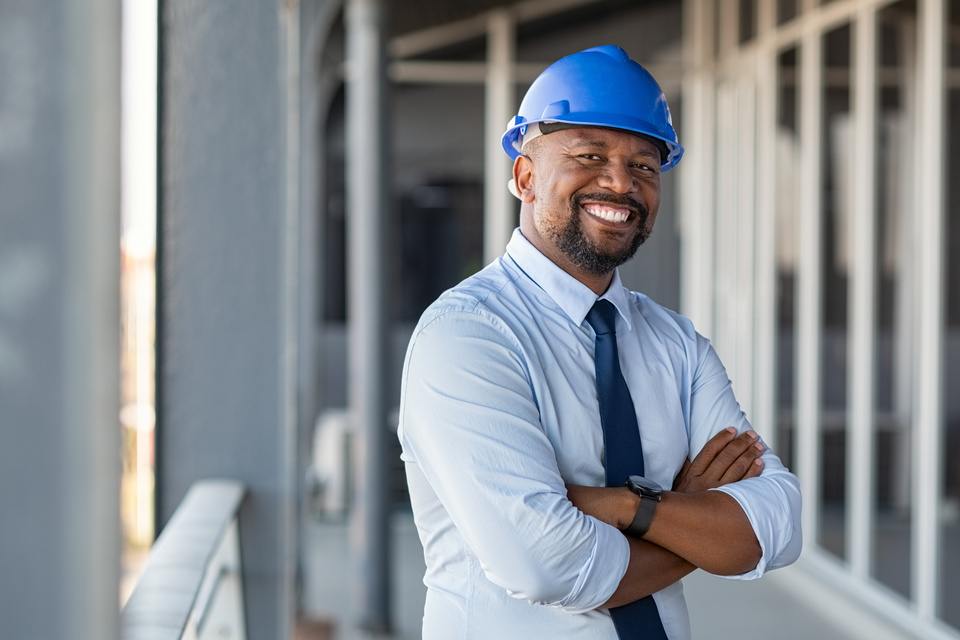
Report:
687,427,737,476
703,430,760,481
718,440,765,484
743,457,764,480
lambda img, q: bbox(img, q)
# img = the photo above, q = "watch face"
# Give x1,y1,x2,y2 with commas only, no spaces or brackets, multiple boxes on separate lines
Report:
626,475,663,498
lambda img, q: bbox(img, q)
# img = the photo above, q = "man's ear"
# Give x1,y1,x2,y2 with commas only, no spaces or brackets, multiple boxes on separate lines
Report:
513,155,536,204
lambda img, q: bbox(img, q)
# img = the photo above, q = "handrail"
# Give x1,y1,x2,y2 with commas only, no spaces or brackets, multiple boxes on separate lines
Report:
121,479,246,640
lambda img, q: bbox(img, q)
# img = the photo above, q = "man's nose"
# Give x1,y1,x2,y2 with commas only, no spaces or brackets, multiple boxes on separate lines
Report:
596,163,637,194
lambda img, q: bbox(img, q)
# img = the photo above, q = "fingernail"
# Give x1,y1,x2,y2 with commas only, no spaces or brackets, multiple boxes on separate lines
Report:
747,430,758,440
753,442,764,452
725,427,736,434
754,459,763,466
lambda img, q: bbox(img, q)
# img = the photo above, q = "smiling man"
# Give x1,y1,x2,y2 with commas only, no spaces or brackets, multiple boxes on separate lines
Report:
398,45,802,639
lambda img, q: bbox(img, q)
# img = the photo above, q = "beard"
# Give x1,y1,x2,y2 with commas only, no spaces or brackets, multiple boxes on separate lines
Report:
546,192,650,275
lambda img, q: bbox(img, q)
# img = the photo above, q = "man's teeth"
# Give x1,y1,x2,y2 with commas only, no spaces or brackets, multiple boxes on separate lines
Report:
582,203,630,223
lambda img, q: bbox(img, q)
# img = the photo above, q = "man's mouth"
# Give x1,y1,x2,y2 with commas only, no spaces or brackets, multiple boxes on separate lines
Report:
579,201,635,225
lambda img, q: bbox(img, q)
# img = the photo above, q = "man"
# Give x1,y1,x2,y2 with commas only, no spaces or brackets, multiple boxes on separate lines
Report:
398,45,801,639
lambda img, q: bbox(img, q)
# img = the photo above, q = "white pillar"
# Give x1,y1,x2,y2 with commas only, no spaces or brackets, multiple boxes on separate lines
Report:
679,0,716,337
796,25,824,549
754,0,778,451
912,0,945,620
847,5,878,580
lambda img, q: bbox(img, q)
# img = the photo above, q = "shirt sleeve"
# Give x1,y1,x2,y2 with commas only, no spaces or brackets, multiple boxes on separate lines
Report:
687,333,803,579
398,308,629,612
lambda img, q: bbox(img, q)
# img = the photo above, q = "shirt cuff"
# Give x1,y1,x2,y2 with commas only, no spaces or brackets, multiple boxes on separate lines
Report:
709,482,785,580
558,516,630,613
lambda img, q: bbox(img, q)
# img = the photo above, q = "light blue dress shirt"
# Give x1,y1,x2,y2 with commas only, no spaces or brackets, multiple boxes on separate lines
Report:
398,228,802,640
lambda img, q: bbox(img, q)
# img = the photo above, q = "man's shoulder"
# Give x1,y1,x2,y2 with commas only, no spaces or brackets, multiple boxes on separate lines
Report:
412,258,521,343
624,288,699,342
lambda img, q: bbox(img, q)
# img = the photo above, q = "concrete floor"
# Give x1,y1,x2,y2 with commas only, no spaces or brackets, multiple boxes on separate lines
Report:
300,512,920,640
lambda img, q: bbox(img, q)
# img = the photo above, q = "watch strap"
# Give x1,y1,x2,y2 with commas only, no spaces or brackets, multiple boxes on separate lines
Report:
624,494,657,538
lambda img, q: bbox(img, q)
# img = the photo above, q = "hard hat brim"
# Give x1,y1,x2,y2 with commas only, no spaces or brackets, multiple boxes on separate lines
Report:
502,114,684,172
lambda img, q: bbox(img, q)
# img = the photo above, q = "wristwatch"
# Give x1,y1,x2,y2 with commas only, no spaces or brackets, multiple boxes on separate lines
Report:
624,475,664,538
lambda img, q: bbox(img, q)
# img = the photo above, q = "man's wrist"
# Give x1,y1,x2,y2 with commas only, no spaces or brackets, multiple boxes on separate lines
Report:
618,488,642,530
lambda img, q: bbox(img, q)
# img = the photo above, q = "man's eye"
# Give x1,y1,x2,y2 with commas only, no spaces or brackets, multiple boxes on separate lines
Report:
579,154,602,161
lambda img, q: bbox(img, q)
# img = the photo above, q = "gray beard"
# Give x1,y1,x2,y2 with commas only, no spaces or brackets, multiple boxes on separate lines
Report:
551,200,649,275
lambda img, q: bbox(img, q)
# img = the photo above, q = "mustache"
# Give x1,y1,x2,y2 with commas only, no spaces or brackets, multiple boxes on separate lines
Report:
572,192,647,218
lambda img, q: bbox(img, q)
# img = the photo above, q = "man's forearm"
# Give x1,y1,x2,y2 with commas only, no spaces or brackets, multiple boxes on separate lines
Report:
567,485,761,576
643,490,760,575
604,538,694,608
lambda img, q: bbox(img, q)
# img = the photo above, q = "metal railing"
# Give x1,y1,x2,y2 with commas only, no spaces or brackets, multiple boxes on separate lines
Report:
121,480,246,640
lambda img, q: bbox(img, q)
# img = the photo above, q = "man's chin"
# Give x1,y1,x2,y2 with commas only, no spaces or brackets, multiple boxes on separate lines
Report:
564,244,638,275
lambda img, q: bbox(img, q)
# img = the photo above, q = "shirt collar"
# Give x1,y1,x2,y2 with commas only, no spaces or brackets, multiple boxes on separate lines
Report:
505,228,633,332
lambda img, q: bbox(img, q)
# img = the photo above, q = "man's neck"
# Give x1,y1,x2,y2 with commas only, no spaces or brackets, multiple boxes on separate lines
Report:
519,218,614,295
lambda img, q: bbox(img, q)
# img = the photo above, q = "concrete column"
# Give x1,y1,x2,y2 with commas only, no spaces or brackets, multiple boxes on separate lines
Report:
156,3,301,638
0,1,121,638
345,0,392,632
483,9,516,264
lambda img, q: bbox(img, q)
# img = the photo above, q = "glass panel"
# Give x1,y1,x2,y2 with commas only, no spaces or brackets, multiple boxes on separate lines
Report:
777,0,799,25
941,0,960,630
818,22,852,561
776,47,800,471
872,0,917,600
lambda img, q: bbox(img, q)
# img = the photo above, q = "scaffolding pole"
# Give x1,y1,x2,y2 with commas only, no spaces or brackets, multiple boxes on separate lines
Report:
483,9,516,264
346,0,392,632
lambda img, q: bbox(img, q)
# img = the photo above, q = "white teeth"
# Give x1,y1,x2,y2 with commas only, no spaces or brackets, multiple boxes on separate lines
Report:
582,203,630,223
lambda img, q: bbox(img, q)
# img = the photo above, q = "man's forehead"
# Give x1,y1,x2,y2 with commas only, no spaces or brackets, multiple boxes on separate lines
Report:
545,126,661,155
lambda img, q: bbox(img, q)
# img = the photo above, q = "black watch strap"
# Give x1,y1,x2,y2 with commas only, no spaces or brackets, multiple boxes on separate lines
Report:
624,495,657,538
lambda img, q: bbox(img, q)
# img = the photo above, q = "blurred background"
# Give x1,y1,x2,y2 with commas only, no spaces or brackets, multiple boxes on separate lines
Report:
1,0,959,638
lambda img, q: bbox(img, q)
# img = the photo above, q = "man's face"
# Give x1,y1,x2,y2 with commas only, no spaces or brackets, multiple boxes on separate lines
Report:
518,126,662,276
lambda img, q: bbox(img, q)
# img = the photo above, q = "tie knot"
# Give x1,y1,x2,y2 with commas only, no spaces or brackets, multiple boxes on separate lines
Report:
587,299,618,335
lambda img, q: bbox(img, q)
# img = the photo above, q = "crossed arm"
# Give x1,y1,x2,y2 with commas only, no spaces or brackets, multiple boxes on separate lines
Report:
566,428,767,606
400,311,802,613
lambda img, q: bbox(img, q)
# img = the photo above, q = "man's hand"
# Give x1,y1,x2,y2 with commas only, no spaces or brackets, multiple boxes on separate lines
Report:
566,428,766,526
672,427,765,493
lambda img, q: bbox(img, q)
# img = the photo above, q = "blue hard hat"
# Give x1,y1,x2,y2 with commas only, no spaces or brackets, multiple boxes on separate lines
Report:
501,45,683,171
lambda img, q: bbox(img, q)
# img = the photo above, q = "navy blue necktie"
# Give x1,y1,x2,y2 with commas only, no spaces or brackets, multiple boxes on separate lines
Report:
587,300,668,640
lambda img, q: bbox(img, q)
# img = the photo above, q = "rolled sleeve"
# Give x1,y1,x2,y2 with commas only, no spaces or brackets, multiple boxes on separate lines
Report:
688,334,803,579
398,308,629,610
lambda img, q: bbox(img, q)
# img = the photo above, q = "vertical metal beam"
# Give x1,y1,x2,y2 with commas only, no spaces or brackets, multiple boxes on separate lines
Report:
720,0,739,55
847,5,878,580
912,0,945,620
345,0,392,632
280,0,302,631
893,15,918,515
713,81,738,363
735,78,757,418
483,9,516,264
0,1,121,638
64,1,122,636
796,23,823,549
680,0,716,336
754,0,779,450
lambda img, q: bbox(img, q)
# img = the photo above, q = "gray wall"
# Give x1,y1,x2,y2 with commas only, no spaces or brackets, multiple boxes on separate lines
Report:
157,2,306,637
